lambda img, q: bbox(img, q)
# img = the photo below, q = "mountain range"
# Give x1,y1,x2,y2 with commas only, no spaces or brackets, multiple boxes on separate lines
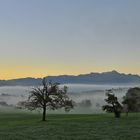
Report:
0,71,140,86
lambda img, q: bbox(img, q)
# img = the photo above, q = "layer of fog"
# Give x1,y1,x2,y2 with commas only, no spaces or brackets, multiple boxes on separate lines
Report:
0,84,139,114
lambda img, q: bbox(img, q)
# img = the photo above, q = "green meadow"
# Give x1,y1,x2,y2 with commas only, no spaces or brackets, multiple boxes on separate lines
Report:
0,112,140,140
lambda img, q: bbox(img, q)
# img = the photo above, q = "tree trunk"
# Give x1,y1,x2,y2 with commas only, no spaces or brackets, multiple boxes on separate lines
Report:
126,111,128,117
114,111,121,118
42,106,46,121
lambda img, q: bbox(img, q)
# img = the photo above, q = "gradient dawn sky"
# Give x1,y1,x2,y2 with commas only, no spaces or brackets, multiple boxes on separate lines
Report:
0,0,140,79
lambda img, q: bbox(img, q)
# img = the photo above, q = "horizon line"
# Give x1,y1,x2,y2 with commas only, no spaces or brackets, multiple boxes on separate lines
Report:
0,70,140,81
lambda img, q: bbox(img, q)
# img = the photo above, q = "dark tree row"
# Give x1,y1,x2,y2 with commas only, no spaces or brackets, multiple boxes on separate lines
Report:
103,87,140,118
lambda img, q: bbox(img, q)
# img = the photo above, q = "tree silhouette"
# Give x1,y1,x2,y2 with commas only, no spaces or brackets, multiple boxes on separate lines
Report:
122,87,140,116
19,78,74,121
102,90,122,118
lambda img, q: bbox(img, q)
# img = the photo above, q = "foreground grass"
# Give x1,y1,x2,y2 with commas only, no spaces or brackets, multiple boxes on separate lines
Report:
0,112,140,140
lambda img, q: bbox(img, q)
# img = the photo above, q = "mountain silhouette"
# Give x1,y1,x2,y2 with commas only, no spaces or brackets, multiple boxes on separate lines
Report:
0,71,140,86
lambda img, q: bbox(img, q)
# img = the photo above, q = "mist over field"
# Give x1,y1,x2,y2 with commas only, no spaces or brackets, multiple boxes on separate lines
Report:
0,84,139,114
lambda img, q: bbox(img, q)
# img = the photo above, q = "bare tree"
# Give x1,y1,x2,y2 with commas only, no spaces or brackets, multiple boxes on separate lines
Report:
19,78,74,121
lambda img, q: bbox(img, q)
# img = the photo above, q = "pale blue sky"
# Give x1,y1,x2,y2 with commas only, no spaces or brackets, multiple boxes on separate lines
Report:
0,0,140,79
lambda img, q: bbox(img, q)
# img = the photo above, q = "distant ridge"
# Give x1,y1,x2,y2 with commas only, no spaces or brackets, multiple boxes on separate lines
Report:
0,71,140,86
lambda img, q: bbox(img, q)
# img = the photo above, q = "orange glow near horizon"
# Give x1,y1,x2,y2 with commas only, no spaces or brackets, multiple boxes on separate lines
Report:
0,1,140,80
0,66,140,80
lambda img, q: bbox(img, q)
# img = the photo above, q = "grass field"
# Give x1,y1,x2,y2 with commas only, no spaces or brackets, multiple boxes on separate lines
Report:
0,112,140,140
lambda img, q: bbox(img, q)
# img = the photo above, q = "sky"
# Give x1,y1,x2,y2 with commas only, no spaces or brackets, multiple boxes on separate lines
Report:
0,0,140,79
